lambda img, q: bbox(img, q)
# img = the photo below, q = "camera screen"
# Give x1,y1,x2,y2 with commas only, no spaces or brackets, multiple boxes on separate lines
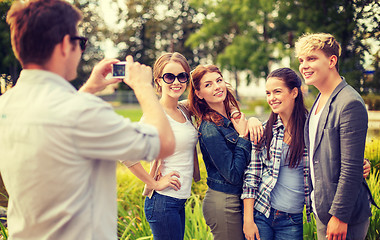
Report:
113,64,125,77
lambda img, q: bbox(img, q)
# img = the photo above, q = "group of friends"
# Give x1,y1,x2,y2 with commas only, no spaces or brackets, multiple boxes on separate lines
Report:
0,0,377,240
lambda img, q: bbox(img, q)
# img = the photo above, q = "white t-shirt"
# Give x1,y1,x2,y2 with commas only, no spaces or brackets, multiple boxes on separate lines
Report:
0,69,160,240
309,97,324,216
157,109,198,199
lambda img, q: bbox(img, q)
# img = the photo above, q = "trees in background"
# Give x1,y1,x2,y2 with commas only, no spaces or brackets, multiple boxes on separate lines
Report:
0,0,379,94
107,0,207,90
185,0,380,95
0,0,20,90
71,0,112,89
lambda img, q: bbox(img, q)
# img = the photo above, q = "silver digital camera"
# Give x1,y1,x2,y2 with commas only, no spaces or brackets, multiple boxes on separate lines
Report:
112,62,128,78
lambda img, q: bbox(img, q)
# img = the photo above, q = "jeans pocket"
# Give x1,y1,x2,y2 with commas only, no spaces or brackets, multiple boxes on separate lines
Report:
144,196,155,220
288,213,303,225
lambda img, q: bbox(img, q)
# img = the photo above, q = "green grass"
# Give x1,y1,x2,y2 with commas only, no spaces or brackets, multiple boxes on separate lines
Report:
114,105,256,121
115,108,143,122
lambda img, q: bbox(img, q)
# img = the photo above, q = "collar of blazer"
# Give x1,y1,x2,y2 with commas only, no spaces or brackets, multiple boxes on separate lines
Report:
306,77,348,154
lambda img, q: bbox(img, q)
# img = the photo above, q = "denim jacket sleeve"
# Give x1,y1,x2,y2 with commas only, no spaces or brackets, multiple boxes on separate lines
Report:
199,121,251,185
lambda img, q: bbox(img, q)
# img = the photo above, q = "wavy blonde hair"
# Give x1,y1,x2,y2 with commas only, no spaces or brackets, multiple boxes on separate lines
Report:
295,33,342,71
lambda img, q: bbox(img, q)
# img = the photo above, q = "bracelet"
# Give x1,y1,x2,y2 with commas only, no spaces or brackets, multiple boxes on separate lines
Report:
239,134,249,140
230,110,240,118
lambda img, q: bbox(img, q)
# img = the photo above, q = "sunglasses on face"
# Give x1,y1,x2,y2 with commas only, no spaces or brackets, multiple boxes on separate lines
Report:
70,36,88,52
161,72,189,84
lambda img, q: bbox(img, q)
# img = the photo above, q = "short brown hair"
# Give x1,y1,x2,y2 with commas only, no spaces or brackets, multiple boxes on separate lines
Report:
153,52,191,94
6,0,82,67
295,33,341,71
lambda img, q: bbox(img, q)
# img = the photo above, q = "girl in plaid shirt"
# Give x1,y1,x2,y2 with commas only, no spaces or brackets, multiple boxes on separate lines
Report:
242,68,311,240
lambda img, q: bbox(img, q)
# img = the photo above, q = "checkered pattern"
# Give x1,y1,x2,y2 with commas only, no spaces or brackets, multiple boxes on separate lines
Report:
242,116,311,222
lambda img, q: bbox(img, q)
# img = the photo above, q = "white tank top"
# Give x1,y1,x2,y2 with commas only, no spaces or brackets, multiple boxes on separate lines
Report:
157,108,198,199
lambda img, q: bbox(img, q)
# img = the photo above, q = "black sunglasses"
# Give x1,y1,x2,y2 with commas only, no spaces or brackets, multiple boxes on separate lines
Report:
70,36,88,52
161,72,189,84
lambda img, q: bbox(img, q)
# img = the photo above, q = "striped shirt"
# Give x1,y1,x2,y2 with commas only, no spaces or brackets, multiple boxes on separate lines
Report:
241,115,311,222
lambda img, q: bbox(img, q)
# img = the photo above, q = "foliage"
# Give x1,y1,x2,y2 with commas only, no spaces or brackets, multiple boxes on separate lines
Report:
117,164,153,239
365,138,380,171
365,169,380,240
186,0,380,94
363,94,380,111
0,220,7,240
109,0,208,91
303,211,317,240
70,0,112,89
368,52,380,94
183,194,213,240
0,0,21,84
111,0,204,66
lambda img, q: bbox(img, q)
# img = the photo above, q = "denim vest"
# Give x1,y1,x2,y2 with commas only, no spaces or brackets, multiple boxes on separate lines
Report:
199,115,251,195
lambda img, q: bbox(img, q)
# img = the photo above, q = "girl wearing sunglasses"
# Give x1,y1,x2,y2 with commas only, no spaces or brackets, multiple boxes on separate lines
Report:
125,52,200,240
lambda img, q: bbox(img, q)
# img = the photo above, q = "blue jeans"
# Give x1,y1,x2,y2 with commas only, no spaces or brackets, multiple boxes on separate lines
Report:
254,208,303,240
144,192,187,240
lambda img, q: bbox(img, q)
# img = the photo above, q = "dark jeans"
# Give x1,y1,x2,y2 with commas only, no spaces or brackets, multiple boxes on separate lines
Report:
144,192,187,240
254,208,303,240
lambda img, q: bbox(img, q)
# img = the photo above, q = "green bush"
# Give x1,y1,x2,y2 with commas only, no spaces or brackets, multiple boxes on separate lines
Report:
363,94,380,110
366,169,380,240
303,211,317,239
366,139,380,170
117,163,152,239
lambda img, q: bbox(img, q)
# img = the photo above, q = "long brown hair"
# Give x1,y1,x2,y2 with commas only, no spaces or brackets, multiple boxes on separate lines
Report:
259,68,308,168
188,65,240,127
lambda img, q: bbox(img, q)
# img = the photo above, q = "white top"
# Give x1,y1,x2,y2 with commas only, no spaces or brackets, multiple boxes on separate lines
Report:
156,109,198,199
0,70,160,240
309,97,324,217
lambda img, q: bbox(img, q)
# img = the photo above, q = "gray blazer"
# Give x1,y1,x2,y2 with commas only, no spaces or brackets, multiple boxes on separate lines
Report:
305,79,374,225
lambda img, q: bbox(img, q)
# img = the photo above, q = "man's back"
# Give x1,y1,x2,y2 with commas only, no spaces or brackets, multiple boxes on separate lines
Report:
0,69,159,239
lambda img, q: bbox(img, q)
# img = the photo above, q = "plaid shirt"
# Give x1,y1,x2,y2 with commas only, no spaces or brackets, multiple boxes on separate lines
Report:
241,116,311,222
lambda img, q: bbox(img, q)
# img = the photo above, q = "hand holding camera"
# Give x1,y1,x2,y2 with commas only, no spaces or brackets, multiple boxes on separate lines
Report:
80,58,121,94
121,55,153,92
81,56,153,94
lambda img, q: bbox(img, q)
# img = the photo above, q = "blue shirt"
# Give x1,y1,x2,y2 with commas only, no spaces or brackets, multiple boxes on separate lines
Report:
271,142,305,214
199,114,251,195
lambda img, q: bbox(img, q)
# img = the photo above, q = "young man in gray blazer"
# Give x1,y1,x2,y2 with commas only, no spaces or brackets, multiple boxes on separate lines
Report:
295,33,376,240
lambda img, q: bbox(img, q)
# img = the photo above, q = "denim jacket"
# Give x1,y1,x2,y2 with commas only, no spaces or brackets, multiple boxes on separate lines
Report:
199,115,251,195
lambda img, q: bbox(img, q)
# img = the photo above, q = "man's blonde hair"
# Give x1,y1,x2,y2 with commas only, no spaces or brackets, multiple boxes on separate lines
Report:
295,33,342,71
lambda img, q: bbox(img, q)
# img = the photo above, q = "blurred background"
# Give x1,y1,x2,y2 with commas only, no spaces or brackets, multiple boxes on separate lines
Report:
1,0,379,100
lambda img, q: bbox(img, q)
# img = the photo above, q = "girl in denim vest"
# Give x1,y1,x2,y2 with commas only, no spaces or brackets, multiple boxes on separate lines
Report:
188,65,251,240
